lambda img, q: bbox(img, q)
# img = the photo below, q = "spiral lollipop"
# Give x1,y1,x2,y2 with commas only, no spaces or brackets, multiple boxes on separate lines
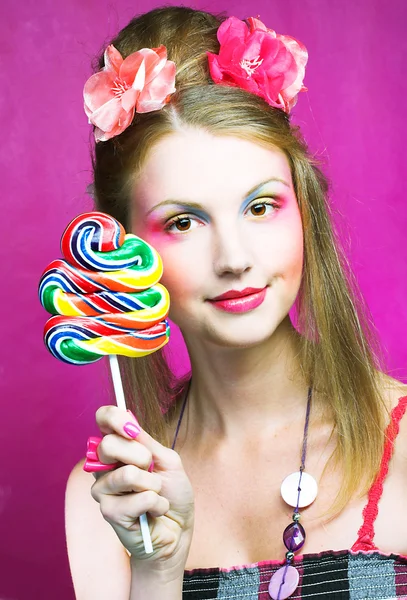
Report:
39,211,171,554
39,212,170,365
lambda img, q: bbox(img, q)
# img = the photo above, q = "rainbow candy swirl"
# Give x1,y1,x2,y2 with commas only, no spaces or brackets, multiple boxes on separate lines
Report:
39,212,170,365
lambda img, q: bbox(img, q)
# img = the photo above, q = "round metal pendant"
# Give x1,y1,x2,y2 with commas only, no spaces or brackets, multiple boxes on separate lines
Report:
280,471,318,508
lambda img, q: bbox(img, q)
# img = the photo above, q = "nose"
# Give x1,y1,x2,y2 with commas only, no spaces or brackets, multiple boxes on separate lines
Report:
212,222,253,277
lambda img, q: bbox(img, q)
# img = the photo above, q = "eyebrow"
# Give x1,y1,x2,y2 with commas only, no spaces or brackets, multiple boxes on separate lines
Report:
146,177,290,215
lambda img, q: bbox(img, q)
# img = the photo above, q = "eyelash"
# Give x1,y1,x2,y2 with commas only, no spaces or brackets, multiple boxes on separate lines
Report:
164,200,280,234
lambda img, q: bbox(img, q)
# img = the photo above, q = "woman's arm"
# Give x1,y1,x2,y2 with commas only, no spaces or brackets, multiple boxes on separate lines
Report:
129,559,184,600
66,460,185,599
66,407,194,599
66,459,132,600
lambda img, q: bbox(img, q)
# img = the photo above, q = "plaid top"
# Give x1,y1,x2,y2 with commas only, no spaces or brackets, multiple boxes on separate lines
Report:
183,549,407,598
181,395,407,599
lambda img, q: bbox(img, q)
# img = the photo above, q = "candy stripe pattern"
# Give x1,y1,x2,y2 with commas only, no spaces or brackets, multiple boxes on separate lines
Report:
62,213,162,276
44,316,170,365
39,212,170,365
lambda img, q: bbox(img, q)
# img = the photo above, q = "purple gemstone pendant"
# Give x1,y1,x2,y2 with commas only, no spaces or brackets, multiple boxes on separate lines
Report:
283,521,306,552
268,565,299,599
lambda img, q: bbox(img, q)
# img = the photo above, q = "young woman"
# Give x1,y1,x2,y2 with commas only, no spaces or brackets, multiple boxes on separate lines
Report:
65,6,407,600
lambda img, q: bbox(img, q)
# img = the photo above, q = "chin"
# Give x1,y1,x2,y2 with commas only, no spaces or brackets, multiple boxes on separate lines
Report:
172,301,296,350
202,318,285,349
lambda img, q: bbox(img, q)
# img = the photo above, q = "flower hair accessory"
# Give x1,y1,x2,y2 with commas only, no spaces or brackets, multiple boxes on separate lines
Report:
84,17,307,141
207,16,308,113
84,44,176,142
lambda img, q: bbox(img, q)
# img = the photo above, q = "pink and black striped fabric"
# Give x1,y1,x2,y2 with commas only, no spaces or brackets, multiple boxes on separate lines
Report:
183,549,407,598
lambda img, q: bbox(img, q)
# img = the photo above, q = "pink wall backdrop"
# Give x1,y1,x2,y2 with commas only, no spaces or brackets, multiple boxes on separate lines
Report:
1,0,406,597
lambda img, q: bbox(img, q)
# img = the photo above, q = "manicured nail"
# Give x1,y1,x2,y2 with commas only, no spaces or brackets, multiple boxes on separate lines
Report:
123,421,141,439
148,460,155,473
86,436,102,461
83,459,119,473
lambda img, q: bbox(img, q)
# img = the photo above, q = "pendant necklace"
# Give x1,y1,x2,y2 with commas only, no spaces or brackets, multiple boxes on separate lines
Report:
171,383,317,600
268,386,317,599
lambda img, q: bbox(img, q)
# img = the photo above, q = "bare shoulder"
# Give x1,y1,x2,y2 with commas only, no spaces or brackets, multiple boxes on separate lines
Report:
377,371,407,410
65,458,131,600
378,371,407,459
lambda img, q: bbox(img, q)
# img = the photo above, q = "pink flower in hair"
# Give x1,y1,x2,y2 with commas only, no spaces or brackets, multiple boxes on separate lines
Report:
207,16,308,113
84,45,176,142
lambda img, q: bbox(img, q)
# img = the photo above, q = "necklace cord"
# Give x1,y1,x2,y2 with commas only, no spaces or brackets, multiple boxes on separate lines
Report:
171,379,191,451
277,386,312,600
170,382,313,600
295,386,313,512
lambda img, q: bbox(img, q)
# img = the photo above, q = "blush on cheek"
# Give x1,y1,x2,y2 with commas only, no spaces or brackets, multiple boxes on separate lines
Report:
287,235,303,270
284,211,304,271
134,220,164,243
291,238,304,269
132,223,182,265
273,220,303,290
285,245,304,297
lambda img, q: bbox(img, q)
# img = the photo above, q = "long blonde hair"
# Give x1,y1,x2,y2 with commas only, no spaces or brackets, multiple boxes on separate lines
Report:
91,6,389,515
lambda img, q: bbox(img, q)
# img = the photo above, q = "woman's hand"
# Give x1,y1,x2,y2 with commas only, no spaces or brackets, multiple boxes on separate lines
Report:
89,406,194,575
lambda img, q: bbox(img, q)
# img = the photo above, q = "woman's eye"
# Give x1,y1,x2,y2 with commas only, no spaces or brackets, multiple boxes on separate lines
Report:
173,217,192,231
246,202,277,217
165,216,201,233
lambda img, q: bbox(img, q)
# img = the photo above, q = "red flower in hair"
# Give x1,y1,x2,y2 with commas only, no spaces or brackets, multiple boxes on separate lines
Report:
207,16,308,112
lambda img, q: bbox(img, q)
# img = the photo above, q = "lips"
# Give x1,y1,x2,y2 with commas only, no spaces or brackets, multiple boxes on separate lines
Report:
209,287,266,302
207,286,268,314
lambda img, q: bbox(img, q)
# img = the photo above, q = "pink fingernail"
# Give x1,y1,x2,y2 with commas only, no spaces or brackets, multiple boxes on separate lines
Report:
86,436,103,461
83,459,119,473
148,460,155,473
123,421,141,439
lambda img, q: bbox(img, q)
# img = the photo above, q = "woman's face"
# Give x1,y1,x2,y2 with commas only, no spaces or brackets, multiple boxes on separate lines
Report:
131,128,303,348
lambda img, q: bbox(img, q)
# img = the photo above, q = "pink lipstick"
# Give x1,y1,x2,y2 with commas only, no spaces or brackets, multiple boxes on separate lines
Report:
207,287,267,313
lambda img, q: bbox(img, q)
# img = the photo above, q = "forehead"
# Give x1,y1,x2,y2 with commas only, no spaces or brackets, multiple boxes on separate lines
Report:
133,129,293,206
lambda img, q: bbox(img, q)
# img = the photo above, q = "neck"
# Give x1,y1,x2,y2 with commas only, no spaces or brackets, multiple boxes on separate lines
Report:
181,317,311,443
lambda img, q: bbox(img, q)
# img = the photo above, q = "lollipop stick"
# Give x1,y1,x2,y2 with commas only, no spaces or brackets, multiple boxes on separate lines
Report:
108,355,153,554
108,354,127,410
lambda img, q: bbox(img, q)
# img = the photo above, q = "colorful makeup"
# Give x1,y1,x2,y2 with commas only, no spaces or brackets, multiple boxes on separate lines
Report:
207,287,268,313
240,184,276,214
145,177,288,221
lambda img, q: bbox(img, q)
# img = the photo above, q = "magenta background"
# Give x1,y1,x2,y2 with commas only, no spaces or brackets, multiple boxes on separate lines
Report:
1,0,406,597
